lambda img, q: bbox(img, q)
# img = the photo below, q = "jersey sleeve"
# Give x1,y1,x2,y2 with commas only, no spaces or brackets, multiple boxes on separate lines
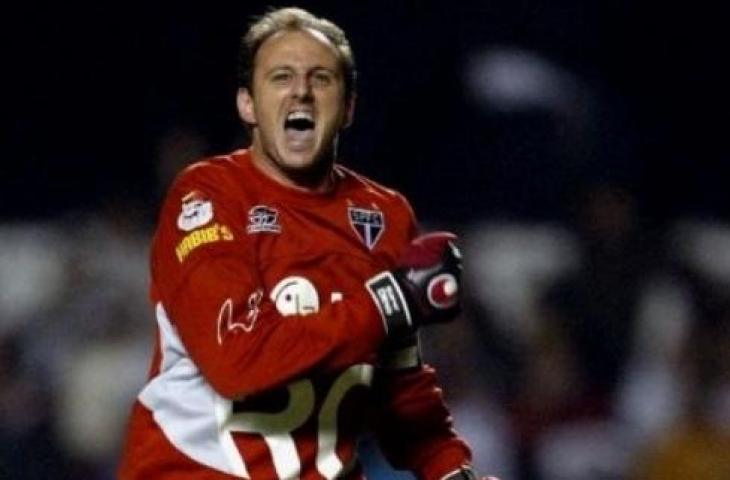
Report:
372,194,472,480
371,364,472,480
150,162,386,399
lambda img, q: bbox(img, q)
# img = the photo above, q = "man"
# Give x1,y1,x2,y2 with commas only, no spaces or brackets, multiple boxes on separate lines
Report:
119,7,494,480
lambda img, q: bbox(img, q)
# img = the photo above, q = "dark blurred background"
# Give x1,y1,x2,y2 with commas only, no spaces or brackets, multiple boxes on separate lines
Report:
3,1,729,479
6,0,730,222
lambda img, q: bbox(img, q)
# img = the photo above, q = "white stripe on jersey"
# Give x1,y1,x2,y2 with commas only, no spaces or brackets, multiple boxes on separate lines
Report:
139,303,249,478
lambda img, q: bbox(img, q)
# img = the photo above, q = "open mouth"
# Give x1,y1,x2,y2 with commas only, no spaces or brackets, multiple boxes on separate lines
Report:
284,111,315,131
283,111,316,152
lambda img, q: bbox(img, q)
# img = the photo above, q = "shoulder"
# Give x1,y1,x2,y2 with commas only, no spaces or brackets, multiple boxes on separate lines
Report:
172,151,245,190
161,150,257,210
336,164,415,215
156,150,252,229
151,153,251,257
336,165,419,254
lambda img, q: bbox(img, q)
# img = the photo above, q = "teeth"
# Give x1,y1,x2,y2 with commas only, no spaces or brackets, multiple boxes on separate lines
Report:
287,111,313,122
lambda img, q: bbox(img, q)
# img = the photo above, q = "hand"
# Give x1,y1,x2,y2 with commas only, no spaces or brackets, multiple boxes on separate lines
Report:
366,232,462,337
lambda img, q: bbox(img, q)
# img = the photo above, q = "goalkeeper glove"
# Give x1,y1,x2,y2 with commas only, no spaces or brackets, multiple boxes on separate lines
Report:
366,231,462,337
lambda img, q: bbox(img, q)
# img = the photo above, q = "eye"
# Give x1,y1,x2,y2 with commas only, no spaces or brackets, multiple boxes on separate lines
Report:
311,71,334,87
269,70,293,84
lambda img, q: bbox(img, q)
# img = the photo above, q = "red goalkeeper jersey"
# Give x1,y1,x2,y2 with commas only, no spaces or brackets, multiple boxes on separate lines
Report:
118,150,471,480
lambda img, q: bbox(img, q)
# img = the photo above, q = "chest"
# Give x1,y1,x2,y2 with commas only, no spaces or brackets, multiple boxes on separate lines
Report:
238,199,407,310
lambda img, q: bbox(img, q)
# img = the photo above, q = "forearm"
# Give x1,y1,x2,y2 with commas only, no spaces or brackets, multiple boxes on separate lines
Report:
161,256,386,398
372,365,472,480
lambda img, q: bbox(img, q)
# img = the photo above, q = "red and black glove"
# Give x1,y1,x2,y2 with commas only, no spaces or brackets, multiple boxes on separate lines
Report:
366,231,462,337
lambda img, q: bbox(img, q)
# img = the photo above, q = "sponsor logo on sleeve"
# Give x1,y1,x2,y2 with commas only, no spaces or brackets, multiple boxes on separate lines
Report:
177,191,214,231
348,207,385,249
247,205,281,234
175,223,234,262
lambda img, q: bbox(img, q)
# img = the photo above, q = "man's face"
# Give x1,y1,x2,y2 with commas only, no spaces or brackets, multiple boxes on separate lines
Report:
237,29,354,188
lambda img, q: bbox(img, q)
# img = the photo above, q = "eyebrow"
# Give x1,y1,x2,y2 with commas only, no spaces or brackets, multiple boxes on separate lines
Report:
265,65,337,73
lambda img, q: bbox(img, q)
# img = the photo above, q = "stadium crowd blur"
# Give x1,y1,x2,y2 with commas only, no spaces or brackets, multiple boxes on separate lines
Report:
3,2,729,479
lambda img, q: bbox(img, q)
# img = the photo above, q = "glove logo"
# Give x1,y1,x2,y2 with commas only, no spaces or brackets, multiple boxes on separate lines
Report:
270,276,320,316
426,273,459,310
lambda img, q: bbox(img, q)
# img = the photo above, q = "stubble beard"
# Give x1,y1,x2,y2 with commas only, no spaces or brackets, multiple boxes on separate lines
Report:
257,130,340,190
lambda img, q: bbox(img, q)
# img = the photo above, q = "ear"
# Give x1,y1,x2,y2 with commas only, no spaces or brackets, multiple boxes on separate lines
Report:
236,87,257,125
342,94,356,129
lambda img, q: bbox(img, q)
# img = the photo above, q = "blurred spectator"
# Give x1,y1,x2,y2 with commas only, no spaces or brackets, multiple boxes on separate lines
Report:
542,185,655,401
0,332,66,478
464,184,683,479
459,206,730,480
0,199,153,479
421,315,518,480
49,203,152,477
513,185,667,479
0,223,69,477
630,260,730,479
633,418,730,480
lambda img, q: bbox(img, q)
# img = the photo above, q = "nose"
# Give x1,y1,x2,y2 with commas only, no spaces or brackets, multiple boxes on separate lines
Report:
291,75,313,100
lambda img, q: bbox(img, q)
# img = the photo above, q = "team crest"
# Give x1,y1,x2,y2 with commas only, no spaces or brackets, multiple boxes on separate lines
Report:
348,207,385,249
177,191,214,232
247,205,281,233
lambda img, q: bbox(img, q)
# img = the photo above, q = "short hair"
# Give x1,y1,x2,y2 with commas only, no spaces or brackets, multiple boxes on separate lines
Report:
237,7,357,102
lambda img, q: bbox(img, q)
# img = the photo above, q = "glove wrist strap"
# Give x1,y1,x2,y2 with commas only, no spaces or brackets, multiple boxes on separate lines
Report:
365,271,413,337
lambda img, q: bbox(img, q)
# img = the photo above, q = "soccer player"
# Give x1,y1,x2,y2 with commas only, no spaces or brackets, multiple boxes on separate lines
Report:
119,7,495,480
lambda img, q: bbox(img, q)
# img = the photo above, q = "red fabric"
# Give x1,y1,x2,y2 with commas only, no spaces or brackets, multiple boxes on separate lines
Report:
373,366,472,480
398,232,457,269
119,402,242,480
118,150,471,479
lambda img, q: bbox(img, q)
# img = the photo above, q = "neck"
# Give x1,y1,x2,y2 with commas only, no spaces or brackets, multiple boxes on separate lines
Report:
249,143,338,194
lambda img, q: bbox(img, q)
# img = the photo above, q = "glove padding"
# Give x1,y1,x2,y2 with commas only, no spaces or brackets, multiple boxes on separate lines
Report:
366,231,462,337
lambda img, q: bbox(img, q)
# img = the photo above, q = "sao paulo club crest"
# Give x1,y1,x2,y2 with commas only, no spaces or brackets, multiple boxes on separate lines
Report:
348,207,385,249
